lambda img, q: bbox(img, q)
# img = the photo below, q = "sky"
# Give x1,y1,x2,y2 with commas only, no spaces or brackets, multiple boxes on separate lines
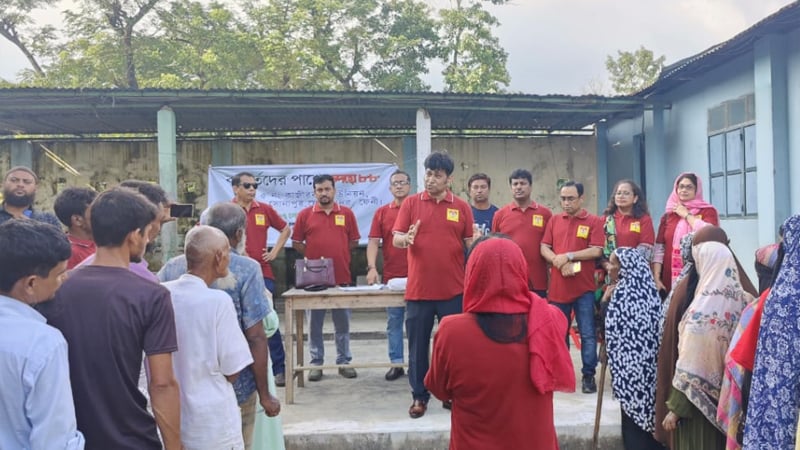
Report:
0,0,794,94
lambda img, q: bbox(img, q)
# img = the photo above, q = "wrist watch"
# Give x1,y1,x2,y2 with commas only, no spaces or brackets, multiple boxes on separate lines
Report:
567,252,575,262
367,265,376,271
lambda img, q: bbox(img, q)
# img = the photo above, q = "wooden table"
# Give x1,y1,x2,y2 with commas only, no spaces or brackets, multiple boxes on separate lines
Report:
281,287,406,404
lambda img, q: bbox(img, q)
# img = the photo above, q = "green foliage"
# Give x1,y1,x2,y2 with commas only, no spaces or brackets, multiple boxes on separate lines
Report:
439,0,509,93
0,0,58,77
1,0,510,93
605,46,666,95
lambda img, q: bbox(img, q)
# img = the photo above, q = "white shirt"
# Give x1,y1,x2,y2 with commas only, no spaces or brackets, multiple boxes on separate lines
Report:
163,274,253,450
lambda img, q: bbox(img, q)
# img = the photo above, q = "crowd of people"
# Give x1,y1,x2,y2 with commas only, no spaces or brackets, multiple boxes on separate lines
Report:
1,156,798,449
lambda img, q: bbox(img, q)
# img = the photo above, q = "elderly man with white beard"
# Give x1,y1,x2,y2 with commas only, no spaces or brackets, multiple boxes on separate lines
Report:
158,202,281,450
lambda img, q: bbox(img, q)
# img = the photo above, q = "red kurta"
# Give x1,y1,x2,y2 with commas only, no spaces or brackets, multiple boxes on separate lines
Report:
426,314,559,450
655,207,719,291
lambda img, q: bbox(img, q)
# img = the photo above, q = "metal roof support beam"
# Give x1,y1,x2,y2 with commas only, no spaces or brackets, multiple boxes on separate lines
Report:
415,108,431,192
158,106,178,262
754,34,790,244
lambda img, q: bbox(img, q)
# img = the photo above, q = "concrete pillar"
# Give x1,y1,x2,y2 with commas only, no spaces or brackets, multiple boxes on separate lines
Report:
646,105,668,211
415,108,432,193
754,34,789,244
211,140,233,167
157,106,178,261
402,137,418,191
595,121,609,212
10,141,34,169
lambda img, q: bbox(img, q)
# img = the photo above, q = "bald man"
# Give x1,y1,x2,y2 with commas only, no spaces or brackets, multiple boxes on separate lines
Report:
162,226,254,450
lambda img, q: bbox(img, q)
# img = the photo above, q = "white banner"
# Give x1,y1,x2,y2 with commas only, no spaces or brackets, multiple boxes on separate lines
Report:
207,163,397,245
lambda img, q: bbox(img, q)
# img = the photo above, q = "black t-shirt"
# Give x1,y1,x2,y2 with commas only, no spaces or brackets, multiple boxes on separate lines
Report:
43,266,178,450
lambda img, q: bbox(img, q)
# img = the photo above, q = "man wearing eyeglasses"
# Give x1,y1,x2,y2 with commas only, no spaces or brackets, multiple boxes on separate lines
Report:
232,171,291,388
0,166,60,227
540,180,604,395
366,170,411,382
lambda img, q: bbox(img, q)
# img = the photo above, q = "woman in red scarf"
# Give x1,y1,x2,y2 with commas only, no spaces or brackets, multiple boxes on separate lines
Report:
653,173,719,292
425,236,575,450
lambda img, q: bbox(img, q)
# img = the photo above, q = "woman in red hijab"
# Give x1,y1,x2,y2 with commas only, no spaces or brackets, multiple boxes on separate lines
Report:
425,236,575,450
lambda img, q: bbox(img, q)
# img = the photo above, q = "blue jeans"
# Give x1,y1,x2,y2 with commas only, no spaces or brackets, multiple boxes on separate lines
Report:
263,278,286,375
386,306,405,363
551,291,597,377
406,295,462,402
309,308,352,365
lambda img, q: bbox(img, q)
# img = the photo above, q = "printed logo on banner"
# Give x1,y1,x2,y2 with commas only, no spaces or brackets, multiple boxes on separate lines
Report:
446,209,460,222
576,225,590,239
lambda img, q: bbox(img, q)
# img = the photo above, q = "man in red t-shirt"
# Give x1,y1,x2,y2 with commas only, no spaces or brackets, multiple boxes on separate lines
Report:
366,170,411,382
53,187,97,269
232,172,291,387
291,174,360,382
540,180,603,394
491,169,552,297
392,152,474,419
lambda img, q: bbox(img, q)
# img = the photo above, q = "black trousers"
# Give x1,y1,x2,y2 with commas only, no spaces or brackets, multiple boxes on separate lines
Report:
406,294,463,402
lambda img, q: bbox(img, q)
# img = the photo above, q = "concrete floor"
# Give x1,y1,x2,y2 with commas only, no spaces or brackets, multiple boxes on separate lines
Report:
272,310,623,450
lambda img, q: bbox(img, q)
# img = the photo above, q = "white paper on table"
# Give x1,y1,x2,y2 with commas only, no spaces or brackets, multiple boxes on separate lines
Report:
339,284,386,291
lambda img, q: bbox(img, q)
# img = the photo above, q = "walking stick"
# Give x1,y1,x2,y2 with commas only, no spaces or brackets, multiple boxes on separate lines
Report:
592,342,608,450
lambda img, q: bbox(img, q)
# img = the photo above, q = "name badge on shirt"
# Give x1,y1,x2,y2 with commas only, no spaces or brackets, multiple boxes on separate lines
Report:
576,225,590,239
255,214,266,226
630,221,641,233
446,209,460,222
532,215,544,227
335,214,346,226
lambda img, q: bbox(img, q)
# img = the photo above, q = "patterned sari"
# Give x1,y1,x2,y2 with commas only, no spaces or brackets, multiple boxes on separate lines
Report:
744,214,800,449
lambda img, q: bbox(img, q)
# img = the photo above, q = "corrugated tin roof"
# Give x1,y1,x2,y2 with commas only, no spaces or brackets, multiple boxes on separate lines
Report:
0,88,643,137
640,1,800,97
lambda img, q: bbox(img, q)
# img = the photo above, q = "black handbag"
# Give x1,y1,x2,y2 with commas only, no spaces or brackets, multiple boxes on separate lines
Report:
294,257,335,289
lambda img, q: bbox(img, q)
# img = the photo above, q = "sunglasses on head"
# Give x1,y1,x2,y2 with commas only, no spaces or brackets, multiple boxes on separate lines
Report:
240,182,259,189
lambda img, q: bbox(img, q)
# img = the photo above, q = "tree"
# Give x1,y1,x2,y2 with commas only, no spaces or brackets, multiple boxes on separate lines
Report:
365,0,439,91
243,0,439,91
3,0,508,92
57,0,162,88
139,1,262,89
0,0,58,78
438,0,510,93
242,0,322,90
605,46,665,95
